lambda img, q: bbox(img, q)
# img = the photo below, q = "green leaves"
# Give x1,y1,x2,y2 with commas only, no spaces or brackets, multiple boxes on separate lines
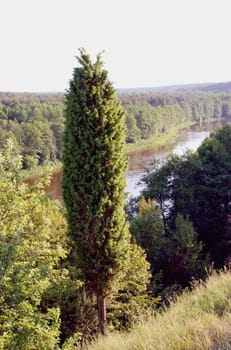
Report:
0,143,69,349
142,125,231,268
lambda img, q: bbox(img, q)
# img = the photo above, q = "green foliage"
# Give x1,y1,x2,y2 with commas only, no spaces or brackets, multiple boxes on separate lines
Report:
166,214,206,286
130,197,164,269
107,243,158,331
0,93,64,168
129,198,207,296
142,125,231,267
62,50,130,334
173,214,203,267
0,138,153,347
125,113,141,143
61,290,98,347
0,140,71,349
59,243,154,341
120,92,231,142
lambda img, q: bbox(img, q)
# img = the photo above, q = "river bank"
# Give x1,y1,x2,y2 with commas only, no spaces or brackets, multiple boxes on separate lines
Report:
125,120,196,155
23,117,230,199
126,118,231,197
22,120,196,181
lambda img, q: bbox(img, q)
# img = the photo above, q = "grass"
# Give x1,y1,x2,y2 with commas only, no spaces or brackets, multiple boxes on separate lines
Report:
88,271,231,350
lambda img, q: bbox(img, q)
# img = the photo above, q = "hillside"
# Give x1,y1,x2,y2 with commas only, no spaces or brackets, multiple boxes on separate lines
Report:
89,271,231,350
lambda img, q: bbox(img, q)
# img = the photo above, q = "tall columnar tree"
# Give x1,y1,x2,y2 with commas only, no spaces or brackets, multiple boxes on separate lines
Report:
62,50,130,334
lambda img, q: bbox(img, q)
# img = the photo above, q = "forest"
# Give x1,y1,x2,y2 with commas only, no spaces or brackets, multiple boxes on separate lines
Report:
1,122,231,349
128,124,231,295
1,91,231,169
1,53,231,348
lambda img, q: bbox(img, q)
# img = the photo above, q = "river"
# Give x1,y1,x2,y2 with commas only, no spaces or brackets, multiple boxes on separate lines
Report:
46,119,230,200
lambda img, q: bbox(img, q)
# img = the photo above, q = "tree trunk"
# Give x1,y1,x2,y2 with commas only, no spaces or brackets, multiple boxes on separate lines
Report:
97,294,107,335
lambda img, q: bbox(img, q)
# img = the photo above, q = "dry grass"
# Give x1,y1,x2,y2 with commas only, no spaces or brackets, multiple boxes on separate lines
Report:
88,271,231,350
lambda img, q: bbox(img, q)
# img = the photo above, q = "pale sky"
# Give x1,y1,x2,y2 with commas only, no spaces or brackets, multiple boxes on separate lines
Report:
1,0,231,92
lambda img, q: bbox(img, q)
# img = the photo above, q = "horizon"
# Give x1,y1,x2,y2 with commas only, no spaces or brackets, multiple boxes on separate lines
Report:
0,80,230,94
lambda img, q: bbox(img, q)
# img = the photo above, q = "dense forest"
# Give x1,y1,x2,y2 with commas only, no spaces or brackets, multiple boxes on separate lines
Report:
0,93,64,169
121,92,231,142
1,91,231,168
128,125,231,297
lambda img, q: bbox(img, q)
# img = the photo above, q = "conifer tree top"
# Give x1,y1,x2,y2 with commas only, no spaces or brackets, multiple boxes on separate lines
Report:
62,49,129,297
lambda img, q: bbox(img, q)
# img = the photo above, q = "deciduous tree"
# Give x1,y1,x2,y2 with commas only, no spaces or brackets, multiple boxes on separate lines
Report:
0,139,70,349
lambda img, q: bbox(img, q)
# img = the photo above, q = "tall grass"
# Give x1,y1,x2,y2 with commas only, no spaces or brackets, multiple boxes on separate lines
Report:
88,271,231,350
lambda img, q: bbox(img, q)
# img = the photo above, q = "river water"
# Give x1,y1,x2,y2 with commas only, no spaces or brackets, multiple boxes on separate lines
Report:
46,120,230,200
126,128,210,198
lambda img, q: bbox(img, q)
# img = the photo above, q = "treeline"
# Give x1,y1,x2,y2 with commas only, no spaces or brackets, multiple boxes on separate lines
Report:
121,92,231,142
0,93,64,168
1,92,231,168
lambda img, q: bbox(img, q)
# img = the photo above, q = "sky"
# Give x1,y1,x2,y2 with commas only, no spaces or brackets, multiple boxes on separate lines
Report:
1,0,231,92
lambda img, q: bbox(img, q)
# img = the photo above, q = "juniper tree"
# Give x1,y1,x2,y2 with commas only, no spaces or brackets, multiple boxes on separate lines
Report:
62,50,130,335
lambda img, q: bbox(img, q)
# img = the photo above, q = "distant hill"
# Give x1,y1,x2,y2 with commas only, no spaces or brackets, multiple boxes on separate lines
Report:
118,81,231,94
199,81,231,93
1,81,231,96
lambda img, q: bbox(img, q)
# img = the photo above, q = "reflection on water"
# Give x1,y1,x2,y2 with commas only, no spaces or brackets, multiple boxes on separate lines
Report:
46,119,231,200
45,170,63,200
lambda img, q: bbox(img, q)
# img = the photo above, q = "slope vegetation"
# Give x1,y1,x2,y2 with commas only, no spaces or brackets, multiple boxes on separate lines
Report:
89,271,231,350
